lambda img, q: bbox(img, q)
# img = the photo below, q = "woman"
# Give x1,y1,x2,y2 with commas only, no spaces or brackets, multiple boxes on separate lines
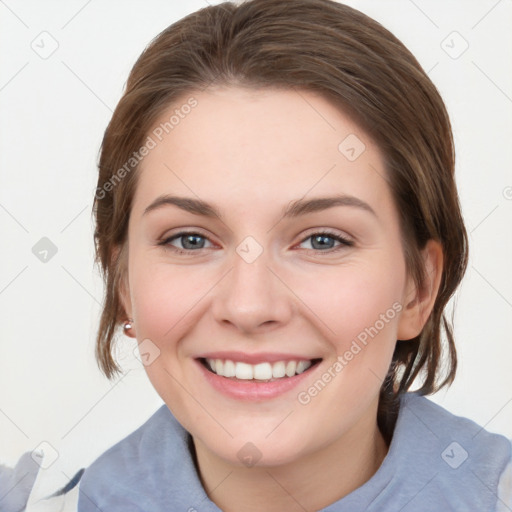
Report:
77,0,512,510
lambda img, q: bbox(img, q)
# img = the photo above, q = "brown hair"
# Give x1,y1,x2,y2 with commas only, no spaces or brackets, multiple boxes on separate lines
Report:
92,0,468,437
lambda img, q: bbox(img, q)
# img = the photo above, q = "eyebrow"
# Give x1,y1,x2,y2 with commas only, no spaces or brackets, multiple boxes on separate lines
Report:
142,194,377,219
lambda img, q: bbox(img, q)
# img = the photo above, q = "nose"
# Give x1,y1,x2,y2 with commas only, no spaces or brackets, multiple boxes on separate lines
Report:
211,248,294,335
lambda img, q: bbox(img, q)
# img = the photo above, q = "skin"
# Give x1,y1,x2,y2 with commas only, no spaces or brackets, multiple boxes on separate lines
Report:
118,86,443,511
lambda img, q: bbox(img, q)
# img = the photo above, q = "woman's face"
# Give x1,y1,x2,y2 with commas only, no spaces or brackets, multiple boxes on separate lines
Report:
120,86,423,466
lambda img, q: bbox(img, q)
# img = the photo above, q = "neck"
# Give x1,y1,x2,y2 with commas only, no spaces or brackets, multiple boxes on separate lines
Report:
192,399,390,512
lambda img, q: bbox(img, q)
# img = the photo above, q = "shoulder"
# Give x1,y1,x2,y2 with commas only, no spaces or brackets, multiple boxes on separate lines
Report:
497,449,512,512
401,392,510,458
81,404,179,474
395,393,512,511
77,404,198,511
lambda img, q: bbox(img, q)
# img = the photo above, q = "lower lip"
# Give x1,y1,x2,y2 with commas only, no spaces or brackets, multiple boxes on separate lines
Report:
195,359,319,401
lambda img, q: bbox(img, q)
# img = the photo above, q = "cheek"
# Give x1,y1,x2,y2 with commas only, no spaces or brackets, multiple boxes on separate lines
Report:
292,262,405,420
128,260,209,410
129,259,209,343
297,259,405,347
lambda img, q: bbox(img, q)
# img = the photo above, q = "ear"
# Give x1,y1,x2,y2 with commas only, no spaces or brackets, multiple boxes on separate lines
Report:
112,244,136,339
397,239,443,341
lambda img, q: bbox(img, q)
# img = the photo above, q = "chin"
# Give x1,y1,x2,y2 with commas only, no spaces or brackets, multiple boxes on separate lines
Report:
197,425,314,468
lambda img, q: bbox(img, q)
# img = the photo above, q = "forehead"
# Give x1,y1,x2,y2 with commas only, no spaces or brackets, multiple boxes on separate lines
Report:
131,86,392,219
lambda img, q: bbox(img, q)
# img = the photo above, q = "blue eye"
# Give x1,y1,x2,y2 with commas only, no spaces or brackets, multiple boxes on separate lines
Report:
299,232,353,251
160,232,213,253
159,230,353,255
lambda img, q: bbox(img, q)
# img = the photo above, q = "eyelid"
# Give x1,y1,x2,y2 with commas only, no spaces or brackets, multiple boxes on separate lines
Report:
295,229,354,253
298,227,353,244
159,229,217,251
159,227,354,255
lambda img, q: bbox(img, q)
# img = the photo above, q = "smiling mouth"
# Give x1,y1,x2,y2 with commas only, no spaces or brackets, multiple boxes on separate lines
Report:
198,357,322,382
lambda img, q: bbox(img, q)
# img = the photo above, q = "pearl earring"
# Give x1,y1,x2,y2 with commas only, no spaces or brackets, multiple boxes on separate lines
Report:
123,319,134,331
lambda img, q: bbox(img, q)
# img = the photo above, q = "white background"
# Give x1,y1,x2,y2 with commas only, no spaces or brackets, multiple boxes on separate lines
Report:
1,0,511,506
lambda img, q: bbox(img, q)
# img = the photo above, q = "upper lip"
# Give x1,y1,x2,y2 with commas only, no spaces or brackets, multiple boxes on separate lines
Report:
196,351,321,365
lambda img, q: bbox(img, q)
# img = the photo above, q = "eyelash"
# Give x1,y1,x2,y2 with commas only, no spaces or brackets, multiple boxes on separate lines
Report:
158,229,354,255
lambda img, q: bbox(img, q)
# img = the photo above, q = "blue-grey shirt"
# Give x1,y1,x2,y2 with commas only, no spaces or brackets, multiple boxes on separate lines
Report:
77,392,512,511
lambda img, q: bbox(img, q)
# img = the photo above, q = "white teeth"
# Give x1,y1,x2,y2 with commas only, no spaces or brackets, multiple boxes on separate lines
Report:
296,360,312,374
235,362,253,380
272,361,286,378
285,360,297,377
223,359,236,377
205,358,315,380
253,362,272,380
